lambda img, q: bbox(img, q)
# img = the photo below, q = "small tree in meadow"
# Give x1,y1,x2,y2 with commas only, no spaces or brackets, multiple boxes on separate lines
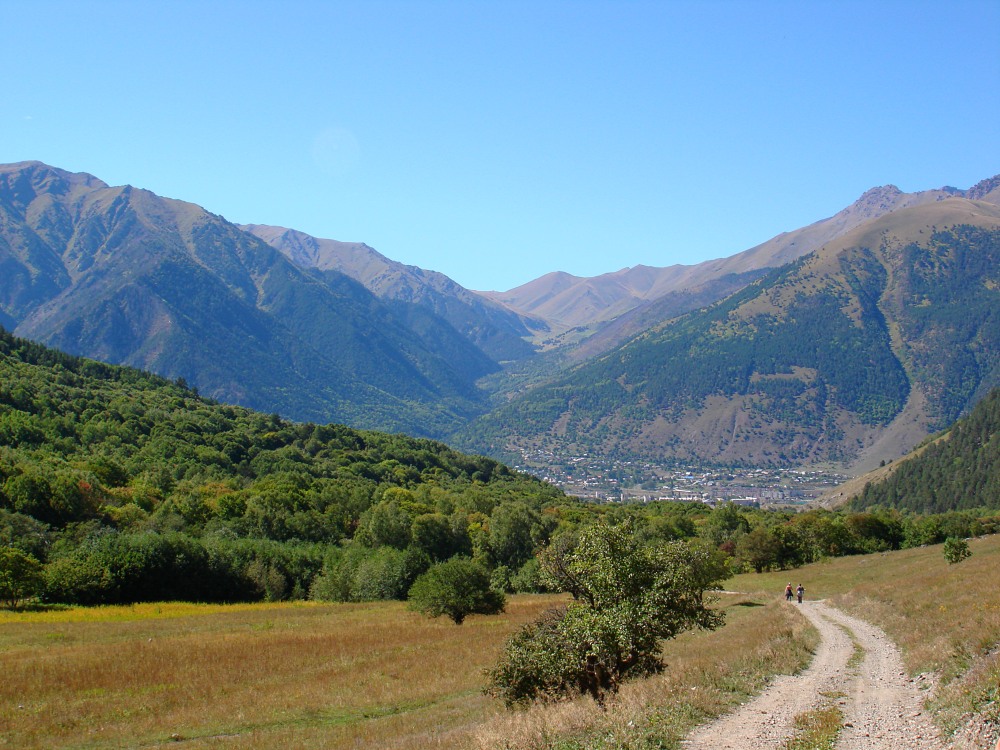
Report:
0,546,44,608
943,537,972,564
408,556,505,625
487,520,727,707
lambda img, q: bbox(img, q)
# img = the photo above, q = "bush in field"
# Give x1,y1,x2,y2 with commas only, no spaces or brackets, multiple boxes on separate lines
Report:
0,545,44,607
486,520,727,707
408,556,505,624
943,536,972,564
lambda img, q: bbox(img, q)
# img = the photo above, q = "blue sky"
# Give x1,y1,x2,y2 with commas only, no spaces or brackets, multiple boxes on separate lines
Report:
3,1,998,291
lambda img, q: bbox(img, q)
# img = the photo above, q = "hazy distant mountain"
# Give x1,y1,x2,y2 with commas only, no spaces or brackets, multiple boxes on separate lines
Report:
456,195,1000,471
485,177,1000,349
241,224,541,363
0,161,494,436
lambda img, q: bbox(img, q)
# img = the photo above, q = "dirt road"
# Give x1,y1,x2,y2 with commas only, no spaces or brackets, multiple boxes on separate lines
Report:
681,600,944,750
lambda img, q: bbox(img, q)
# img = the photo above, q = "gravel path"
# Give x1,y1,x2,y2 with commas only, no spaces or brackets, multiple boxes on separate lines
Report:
681,600,945,750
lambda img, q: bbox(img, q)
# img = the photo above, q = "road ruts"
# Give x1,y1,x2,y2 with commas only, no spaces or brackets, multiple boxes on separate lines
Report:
680,600,945,750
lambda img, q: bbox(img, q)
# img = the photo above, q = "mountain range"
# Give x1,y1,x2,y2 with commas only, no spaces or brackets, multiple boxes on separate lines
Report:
2,160,998,474
458,192,1000,471
0,162,515,437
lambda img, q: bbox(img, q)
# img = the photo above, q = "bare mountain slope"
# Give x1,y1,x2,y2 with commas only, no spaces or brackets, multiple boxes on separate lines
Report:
0,162,495,436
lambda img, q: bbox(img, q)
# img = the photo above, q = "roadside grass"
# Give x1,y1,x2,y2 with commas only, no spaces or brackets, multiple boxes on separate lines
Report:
730,533,1000,744
781,699,843,750
778,635,859,750
472,595,817,749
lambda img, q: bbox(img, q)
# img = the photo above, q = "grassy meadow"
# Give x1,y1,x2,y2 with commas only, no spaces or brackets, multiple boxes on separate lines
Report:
2,535,997,749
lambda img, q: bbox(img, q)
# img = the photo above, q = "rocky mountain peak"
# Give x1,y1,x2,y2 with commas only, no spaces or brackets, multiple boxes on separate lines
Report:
0,161,108,200
966,175,1000,203
849,184,905,217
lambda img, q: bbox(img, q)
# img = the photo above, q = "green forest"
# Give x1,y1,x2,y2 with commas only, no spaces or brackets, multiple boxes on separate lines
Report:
853,387,1000,514
1,326,997,610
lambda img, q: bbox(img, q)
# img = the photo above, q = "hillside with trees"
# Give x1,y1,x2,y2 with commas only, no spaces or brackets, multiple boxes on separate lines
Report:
457,208,1000,471
851,388,1000,514
4,323,997,612
0,327,564,605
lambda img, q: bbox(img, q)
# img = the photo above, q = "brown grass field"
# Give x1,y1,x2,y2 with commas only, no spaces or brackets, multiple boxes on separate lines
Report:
1,534,997,749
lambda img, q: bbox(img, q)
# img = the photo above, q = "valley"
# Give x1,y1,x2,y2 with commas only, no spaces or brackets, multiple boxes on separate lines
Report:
2,204,999,746
3,161,999,476
4,7,998,750
509,448,846,506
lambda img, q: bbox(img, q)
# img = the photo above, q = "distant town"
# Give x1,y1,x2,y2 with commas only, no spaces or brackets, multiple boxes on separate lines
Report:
513,449,847,507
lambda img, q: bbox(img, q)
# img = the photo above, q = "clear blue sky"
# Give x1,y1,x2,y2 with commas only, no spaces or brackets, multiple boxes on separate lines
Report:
3,1,998,291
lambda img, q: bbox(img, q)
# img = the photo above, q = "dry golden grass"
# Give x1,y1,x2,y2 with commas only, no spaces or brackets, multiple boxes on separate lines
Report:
0,591,816,750
8,537,992,749
0,596,563,749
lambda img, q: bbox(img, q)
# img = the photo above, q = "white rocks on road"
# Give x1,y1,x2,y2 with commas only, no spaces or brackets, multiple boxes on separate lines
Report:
681,600,945,750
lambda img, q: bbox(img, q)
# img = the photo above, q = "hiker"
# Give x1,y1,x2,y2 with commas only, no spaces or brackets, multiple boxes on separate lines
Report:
784,583,793,602
796,584,805,603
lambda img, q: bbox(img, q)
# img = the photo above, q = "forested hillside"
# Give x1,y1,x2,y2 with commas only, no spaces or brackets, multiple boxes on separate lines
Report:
3,326,998,609
852,388,1000,513
0,327,562,604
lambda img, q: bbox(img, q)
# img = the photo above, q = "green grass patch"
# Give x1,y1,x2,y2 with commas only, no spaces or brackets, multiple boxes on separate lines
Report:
782,702,844,750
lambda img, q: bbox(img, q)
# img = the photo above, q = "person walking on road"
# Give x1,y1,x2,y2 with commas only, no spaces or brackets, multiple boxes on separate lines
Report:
796,584,805,603
784,583,793,602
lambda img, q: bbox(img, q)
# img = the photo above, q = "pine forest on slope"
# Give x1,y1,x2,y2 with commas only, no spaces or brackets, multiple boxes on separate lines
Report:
850,387,1000,514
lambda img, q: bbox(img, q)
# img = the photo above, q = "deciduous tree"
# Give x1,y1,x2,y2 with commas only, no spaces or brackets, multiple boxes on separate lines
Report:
0,546,43,607
487,520,727,706
408,556,505,624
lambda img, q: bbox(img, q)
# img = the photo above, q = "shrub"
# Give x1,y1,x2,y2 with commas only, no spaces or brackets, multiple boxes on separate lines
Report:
0,546,44,607
353,546,427,601
943,537,972,564
487,520,727,706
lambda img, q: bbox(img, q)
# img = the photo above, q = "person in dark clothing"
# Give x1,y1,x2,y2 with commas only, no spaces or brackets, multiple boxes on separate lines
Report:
796,584,805,603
